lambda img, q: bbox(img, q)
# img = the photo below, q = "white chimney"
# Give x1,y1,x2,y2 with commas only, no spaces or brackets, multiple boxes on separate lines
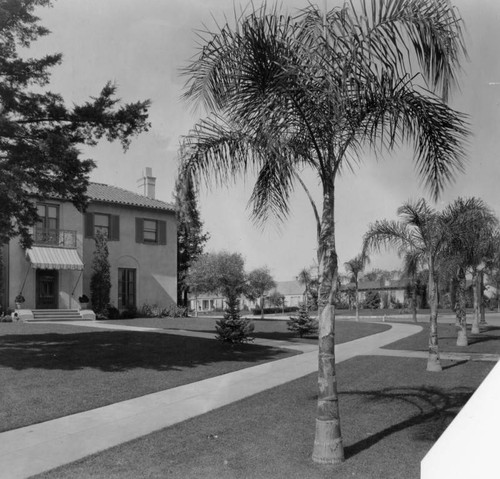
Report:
137,167,156,199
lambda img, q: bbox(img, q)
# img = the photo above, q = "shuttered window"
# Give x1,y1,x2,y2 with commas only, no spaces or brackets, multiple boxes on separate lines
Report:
85,213,120,241
135,218,166,245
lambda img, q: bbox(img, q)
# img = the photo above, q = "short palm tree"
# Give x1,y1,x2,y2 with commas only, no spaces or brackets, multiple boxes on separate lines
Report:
180,0,468,465
297,267,312,307
363,199,447,372
441,198,499,340
344,253,369,321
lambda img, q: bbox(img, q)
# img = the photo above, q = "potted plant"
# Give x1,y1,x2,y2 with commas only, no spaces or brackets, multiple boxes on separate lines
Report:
15,294,25,309
78,294,89,309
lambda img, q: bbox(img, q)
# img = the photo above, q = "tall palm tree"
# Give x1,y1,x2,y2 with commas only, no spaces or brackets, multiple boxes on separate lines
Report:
180,1,468,465
344,253,369,321
363,199,447,372
441,198,499,340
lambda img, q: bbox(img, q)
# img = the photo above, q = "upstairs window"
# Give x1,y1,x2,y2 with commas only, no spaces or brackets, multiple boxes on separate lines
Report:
143,219,158,243
135,218,166,245
37,204,59,232
85,213,120,241
94,213,110,237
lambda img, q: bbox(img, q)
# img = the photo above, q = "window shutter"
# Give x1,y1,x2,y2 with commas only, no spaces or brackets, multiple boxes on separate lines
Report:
135,217,143,243
158,220,167,245
110,215,120,241
84,213,94,238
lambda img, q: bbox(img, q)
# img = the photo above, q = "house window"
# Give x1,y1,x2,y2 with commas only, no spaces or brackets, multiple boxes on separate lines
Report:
118,268,136,309
135,218,167,245
37,203,59,232
143,219,158,243
94,213,110,237
85,213,120,241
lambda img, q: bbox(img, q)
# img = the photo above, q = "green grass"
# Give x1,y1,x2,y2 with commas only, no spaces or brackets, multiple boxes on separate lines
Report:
384,322,500,355
34,355,494,479
102,316,391,344
0,320,389,432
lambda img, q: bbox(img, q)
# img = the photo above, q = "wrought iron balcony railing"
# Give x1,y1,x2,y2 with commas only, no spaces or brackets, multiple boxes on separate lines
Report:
33,228,77,248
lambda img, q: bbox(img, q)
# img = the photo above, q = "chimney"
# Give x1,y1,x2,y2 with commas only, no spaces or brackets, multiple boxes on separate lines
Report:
137,167,156,199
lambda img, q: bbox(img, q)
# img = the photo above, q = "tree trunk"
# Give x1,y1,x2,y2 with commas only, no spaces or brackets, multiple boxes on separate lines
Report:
455,267,467,347
312,180,344,465
471,270,480,334
411,280,418,323
355,281,359,322
260,295,264,320
479,271,486,325
427,259,442,372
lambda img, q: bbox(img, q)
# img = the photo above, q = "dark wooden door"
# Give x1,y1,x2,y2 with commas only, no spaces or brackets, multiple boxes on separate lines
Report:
36,270,58,309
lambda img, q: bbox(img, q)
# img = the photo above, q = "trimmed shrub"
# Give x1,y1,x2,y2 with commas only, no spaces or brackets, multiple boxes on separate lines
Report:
287,304,318,338
251,306,299,315
216,298,254,344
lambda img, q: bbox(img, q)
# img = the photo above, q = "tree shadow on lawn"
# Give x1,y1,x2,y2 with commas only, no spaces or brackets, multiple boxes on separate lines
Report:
339,385,472,460
384,324,500,353
0,330,294,372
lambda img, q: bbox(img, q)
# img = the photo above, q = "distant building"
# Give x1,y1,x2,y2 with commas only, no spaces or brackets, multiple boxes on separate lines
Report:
2,168,177,319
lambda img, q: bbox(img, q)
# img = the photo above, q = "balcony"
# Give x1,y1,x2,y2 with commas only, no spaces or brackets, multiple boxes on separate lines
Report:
33,228,77,248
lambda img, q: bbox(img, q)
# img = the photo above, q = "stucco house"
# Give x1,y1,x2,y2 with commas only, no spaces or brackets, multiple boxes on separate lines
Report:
2,168,177,320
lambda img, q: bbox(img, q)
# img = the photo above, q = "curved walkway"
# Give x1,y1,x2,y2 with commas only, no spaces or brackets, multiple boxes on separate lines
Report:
1,321,420,479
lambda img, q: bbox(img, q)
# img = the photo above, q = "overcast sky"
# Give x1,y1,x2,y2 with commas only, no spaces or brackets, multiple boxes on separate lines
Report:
29,0,500,281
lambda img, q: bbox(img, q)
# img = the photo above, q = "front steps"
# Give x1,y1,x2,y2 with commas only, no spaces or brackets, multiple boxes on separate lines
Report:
30,309,88,322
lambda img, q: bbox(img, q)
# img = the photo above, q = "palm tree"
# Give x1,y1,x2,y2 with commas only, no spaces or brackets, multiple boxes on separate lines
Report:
363,199,447,372
344,253,369,321
297,267,312,307
180,1,468,465
441,198,499,341
402,251,420,323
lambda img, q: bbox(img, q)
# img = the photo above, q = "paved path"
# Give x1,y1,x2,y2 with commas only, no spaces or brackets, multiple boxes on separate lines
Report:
0,320,476,478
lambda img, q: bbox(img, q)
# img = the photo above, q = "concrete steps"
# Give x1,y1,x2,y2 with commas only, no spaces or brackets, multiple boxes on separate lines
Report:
29,309,86,322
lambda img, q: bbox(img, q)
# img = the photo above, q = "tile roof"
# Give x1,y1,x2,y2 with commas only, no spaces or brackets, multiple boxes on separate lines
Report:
87,182,175,212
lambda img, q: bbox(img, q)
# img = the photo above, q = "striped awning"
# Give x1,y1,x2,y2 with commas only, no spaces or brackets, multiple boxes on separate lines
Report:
26,247,84,270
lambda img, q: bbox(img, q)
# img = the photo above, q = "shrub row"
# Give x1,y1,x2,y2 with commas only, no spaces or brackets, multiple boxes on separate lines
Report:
251,306,299,315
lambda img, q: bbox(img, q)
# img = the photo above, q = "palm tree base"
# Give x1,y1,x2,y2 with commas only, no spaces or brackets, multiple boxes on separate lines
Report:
426,358,442,372
471,325,480,334
456,332,468,347
312,419,344,465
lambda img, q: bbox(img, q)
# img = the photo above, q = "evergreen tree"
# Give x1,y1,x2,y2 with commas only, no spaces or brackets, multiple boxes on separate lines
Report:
287,303,318,338
90,232,111,316
175,172,209,306
0,0,150,247
215,297,254,343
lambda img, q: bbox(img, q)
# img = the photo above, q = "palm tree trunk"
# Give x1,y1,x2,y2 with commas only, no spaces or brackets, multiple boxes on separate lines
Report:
427,258,442,372
312,180,344,465
479,271,487,325
455,267,467,347
411,279,418,323
355,281,359,322
471,270,480,334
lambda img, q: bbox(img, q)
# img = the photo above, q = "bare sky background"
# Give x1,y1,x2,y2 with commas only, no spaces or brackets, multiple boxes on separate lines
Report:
29,0,500,280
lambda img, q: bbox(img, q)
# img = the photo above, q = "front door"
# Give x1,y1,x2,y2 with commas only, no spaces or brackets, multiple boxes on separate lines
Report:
36,270,59,309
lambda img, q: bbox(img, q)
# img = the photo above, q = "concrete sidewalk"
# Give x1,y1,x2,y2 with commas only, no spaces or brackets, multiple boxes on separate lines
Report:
1,322,421,479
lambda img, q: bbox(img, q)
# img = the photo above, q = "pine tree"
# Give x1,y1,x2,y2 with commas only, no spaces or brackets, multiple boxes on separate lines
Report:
0,1,150,248
287,303,318,338
215,297,254,344
90,232,111,317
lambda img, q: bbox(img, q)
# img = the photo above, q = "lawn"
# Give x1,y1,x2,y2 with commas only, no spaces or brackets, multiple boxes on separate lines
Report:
384,322,500,355
0,320,389,432
33,355,494,479
101,316,391,344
